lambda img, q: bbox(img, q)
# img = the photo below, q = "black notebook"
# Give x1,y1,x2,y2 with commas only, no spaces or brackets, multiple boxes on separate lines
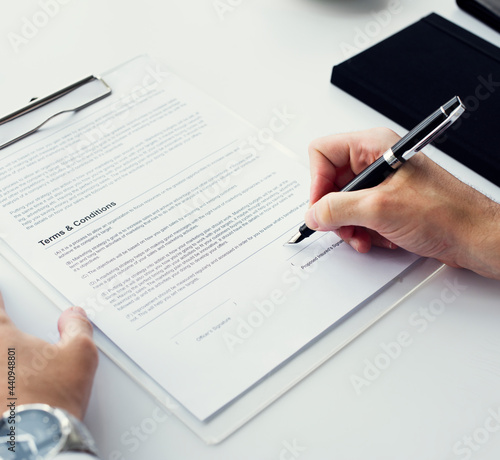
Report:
331,13,500,187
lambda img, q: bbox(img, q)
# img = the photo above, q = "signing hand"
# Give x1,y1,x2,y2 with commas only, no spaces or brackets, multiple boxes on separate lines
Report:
305,128,500,279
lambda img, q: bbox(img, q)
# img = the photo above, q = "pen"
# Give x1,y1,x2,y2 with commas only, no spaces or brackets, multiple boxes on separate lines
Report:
286,96,466,245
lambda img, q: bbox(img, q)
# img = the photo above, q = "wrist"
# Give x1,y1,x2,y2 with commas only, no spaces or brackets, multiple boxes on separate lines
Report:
457,194,500,280
0,404,98,459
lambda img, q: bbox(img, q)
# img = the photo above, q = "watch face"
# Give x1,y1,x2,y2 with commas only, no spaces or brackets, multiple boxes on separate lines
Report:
0,408,64,460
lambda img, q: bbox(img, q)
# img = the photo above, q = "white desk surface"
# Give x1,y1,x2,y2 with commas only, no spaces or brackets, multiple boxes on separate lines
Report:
1,1,500,459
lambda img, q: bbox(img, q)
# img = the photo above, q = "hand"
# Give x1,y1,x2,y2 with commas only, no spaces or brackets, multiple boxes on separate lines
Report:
305,128,500,280
0,293,98,420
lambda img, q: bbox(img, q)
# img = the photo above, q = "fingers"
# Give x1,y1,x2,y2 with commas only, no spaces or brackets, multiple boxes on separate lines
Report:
367,230,399,250
305,188,377,231
308,136,349,204
338,226,372,253
308,128,400,204
306,128,404,252
305,188,399,252
57,306,94,345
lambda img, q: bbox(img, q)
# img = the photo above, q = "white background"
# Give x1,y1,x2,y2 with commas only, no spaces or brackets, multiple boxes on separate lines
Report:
1,0,500,459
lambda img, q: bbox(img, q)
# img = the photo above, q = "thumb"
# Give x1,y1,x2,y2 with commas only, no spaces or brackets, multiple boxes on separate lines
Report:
57,306,94,346
0,291,7,316
0,291,13,326
305,190,374,231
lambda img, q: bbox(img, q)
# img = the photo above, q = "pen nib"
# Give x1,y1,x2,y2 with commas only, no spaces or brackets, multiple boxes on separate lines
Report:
285,231,305,245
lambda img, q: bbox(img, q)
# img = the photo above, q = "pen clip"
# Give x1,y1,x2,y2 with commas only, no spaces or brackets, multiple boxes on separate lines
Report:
401,98,465,160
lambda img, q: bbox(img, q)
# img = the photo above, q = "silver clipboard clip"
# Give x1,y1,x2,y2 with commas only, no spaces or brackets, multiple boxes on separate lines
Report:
0,75,112,150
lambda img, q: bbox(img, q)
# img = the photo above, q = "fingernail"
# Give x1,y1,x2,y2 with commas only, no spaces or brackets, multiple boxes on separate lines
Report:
69,306,87,317
351,239,360,252
305,207,318,230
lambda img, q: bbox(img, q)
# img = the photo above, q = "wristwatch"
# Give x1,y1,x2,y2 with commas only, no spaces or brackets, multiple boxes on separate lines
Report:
0,403,98,459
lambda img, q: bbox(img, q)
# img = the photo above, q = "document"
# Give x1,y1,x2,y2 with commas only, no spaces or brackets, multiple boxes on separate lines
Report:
0,56,418,420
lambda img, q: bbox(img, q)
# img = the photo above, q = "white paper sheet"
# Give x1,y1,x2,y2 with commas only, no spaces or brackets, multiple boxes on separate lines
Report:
0,56,418,420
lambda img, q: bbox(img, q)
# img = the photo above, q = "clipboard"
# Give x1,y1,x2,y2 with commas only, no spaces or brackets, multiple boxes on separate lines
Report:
0,75,111,151
0,56,446,444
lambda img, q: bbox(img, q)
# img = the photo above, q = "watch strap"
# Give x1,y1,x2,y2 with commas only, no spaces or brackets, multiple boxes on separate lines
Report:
61,409,98,457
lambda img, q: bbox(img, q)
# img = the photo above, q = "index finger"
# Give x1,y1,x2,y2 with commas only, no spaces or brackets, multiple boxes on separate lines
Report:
308,128,400,204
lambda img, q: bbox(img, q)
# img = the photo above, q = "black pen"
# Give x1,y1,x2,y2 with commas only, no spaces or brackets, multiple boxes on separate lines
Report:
286,96,466,245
